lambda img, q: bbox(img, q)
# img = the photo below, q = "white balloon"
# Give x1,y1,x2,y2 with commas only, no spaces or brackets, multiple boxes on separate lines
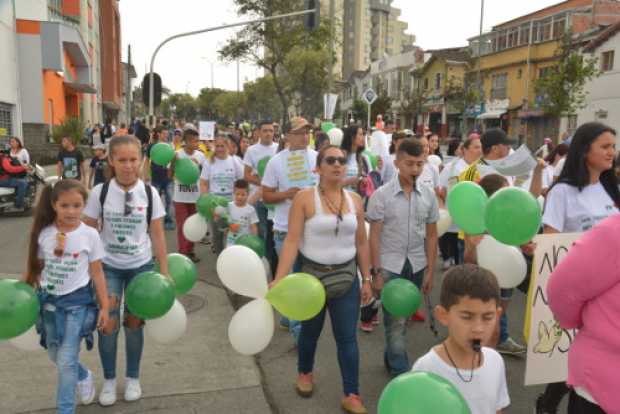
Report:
436,209,452,237
477,235,527,289
145,299,187,344
216,245,268,298
427,155,443,168
9,326,40,351
327,128,343,147
214,205,227,216
183,213,208,242
228,298,274,355
44,176,59,186
262,257,272,281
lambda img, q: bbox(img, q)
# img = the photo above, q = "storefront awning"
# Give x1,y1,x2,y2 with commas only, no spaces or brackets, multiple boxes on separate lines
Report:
477,110,506,120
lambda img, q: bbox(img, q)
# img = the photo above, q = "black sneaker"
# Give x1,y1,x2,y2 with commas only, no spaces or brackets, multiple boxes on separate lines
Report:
535,394,557,414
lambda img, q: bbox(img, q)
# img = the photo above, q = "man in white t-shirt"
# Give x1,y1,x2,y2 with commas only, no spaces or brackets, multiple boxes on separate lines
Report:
412,265,510,414
171,128,206,262
262,116,317,343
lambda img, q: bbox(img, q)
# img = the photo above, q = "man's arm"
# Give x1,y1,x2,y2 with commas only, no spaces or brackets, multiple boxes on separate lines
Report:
262,185,299,204
369,220,384,291
244,165,260,186
423,222,438,294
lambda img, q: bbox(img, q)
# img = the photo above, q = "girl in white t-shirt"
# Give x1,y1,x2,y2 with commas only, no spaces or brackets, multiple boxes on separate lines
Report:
9,136,30,166
83,135,169,407
200,134,244,253
340,125,374,193
172,129,206,261
538,122,620,413
24,179,109,412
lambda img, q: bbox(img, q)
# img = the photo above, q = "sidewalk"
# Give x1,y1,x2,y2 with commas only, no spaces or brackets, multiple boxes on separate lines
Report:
0,224,273,413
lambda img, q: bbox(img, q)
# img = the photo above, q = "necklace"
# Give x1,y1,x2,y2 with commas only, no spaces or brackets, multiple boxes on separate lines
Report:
442,341,478,383
319,186,344,236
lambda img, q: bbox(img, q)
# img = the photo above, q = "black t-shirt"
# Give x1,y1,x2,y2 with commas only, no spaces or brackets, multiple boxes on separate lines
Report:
147,143,170,184
90,156,108,186
57,148,84,180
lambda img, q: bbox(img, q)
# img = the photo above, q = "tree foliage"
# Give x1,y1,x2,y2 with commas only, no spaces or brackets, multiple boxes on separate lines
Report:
197,88,227,119
160,93,198,122
219,0,333,124
534,32,599,117
244,76,283,121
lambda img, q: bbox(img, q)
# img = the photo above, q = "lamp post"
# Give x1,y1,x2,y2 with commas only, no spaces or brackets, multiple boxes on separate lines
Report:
201,57,215,89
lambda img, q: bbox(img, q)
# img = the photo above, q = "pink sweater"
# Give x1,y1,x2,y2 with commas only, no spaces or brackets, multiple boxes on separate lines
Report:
547,214,620,413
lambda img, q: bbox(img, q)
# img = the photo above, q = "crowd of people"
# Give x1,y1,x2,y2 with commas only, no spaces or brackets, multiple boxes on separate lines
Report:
10,113,620,414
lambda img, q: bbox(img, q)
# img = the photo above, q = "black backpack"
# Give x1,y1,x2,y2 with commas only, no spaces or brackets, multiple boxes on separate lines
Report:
99,180,153,229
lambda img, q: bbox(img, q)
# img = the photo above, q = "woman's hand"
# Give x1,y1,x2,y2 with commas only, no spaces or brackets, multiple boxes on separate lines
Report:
372,272,384,292
361,281,373,305
97,308,110,330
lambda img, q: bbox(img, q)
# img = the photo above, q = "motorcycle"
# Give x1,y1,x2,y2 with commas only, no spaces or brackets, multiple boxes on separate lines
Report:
0,164,51,215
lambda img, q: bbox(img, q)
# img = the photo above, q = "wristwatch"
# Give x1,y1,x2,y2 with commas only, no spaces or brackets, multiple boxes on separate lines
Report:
370,267,382,277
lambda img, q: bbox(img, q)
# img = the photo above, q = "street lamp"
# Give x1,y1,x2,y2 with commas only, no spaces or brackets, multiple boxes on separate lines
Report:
201,57,215,89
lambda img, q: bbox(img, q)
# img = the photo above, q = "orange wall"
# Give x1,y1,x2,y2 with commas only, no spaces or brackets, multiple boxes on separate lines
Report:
43,71,67,125
62,0,80,17
16,19,40,35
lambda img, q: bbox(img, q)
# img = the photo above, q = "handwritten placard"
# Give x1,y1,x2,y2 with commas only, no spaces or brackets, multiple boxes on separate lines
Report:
524,232,581,386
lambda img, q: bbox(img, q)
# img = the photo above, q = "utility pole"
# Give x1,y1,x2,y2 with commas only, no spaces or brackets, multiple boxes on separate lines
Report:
475,0,485,131
127,44,132,122
327,0,335,95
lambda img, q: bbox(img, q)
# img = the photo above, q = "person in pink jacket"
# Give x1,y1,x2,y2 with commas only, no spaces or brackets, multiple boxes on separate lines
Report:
547,213,620,414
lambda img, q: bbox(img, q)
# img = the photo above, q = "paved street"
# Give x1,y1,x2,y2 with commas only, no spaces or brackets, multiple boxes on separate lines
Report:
0,203,560,414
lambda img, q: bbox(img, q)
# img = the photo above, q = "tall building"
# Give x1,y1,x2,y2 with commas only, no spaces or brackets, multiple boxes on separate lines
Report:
99,0,122,123
388,7,415,56
342,0,372,80
369,0,391,61
321,0,344,86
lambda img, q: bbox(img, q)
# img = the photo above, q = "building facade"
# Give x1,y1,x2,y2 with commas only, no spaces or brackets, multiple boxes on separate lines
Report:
578,22,620,145
0,0,23,141
99,0,122,123
467,0,620,147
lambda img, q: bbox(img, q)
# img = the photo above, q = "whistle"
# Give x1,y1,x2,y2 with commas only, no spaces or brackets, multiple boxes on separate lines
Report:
472,339,481,352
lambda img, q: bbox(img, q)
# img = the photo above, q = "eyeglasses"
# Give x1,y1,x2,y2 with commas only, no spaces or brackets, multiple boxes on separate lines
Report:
124,191,133,216
323,156,347,166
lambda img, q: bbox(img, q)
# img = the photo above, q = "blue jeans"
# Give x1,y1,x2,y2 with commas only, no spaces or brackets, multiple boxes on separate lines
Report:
383,260,425,376
99,261,153,380
153,180,173,224
274,230,302,341
298,278,361,396
499,288,513,343
0,177,27,207
255,201,269,241
41,288,96,414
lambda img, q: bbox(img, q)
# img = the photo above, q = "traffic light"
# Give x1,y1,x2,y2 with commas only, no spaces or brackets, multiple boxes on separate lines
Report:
304,0,320,31
142,72,162,108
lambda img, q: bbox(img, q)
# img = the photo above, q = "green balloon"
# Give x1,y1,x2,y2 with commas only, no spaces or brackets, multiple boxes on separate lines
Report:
214,196,229,208
265,273,326,321
321,122,336,133
0,279,40,340
257,156,271,178
235,234,265,258
485,187,542,246
125,272,175,320
197,193,216,220
175,158,200,185
150,142,175,166
381,278,421,317
446,181,488,234
167,253,197,296
378,371,471,414
363,150,378,169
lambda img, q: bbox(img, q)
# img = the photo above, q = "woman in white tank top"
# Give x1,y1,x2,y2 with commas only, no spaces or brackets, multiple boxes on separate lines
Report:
271,145,372,414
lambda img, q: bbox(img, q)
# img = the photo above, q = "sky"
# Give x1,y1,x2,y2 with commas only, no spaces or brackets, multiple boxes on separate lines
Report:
120,0,562,97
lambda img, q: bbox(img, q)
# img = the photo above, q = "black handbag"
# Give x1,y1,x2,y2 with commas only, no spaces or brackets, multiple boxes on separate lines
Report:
299,254,356,299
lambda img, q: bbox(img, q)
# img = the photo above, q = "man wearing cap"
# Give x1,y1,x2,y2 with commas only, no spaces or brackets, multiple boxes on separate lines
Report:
459,128,515,184
262,117,318,343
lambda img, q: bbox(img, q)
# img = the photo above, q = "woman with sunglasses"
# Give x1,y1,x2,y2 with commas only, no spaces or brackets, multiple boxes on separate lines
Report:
270,145,372,414
340,125,373,192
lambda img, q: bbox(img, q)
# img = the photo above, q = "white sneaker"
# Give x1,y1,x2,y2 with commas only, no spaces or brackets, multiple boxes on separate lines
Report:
98,379,117,406
124,378,142,402
442,259,452,270
77,370,95,405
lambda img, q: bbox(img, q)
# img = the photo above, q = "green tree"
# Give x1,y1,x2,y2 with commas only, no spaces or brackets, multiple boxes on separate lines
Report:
283,47,329,119
160,93,198,122
196,87,227,119
244,76,283,121
219,0,332,125
534,32,599,117
213,91,247,123
351,94,392,127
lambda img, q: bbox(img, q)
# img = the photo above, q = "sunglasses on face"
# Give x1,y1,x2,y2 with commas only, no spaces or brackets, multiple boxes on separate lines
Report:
124,191,133,216
323,156,347,166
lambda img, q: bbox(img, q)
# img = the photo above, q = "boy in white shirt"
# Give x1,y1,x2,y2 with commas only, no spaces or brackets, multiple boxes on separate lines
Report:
412,264,510,414
225,179,259,247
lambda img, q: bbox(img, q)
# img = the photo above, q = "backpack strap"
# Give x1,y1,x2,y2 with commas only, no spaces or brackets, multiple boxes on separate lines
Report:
145,183,153,228
99,180,111,228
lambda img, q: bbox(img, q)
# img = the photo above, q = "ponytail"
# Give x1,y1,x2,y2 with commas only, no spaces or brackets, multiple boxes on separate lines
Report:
25,180,88,286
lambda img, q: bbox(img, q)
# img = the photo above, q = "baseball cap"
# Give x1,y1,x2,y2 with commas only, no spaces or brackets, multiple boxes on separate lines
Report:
174,128,182,135
183,123,198,133
288,116,311,133
481,128,515,151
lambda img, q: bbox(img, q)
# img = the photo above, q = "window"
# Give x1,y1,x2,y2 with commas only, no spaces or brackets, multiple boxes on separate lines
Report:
519,23,531,45
497,31,507,51
435,73,441,90
553,17,566,39
424,77,429,90
539,66,554,79
532,21,541,43
517,68,523,79
0,102,13,138
507,28,519,48
491,73,508,100
541,19,552,42
601,51,615,72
